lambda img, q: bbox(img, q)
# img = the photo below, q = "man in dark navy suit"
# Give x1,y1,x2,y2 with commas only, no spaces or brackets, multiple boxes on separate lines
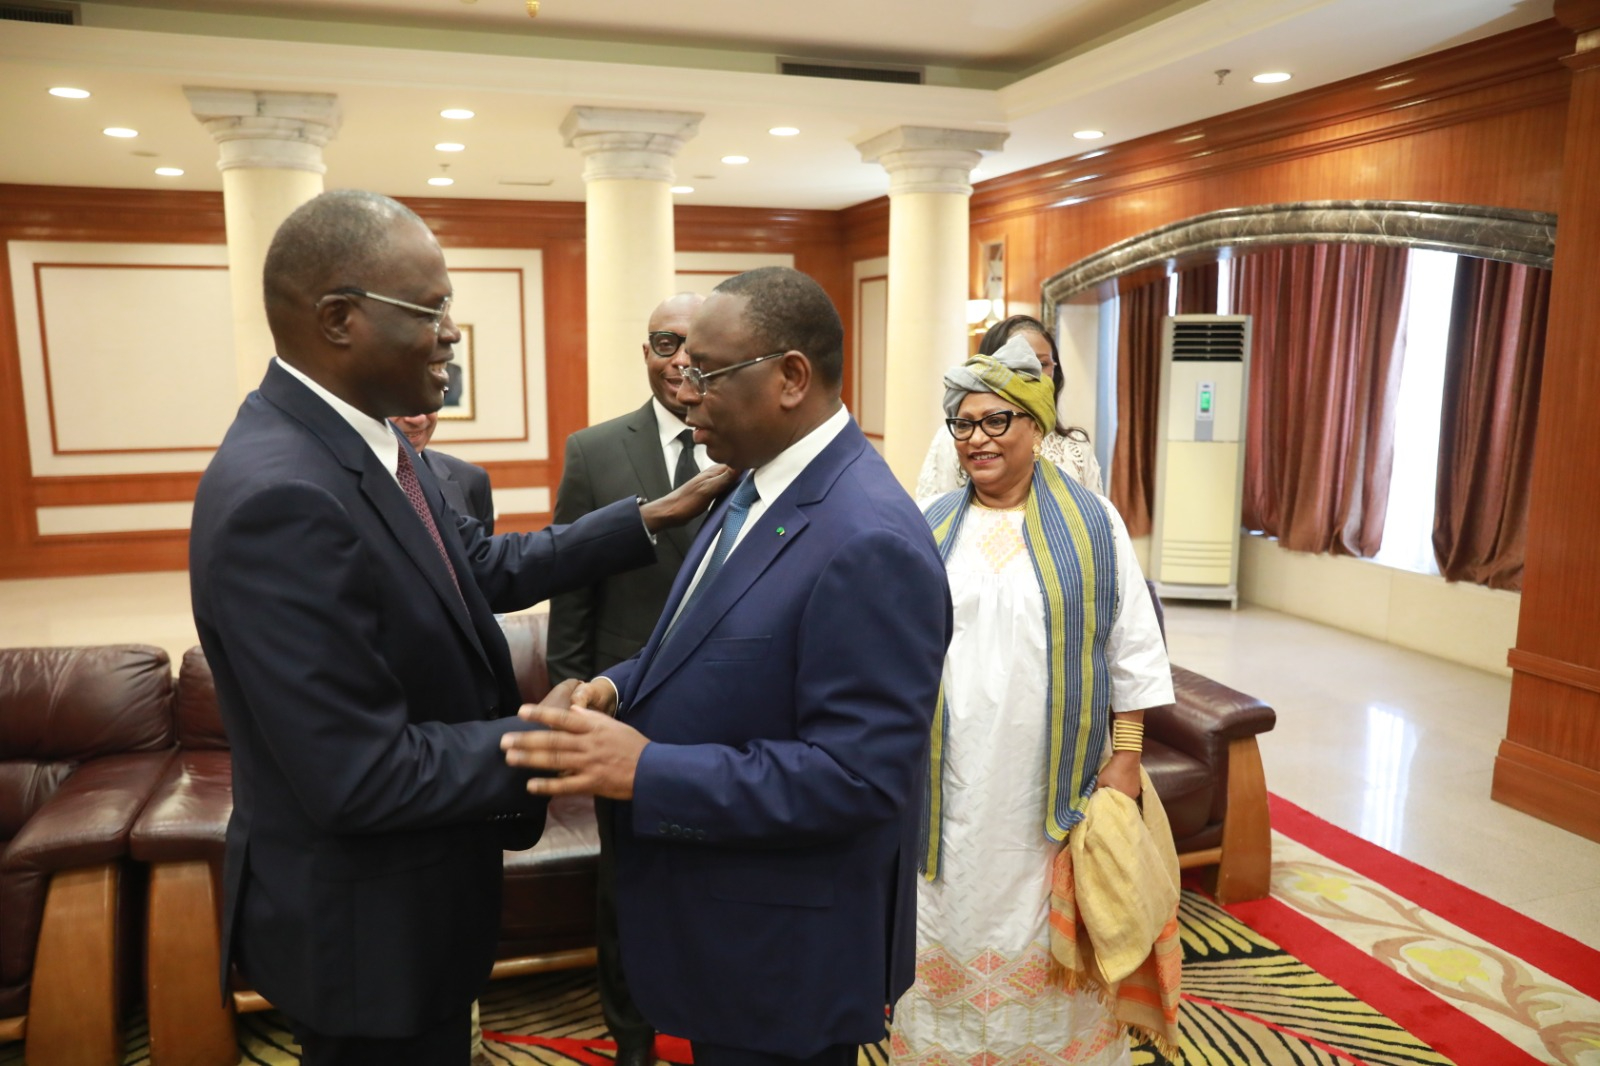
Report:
189,189,725,1065
504,267,952,1066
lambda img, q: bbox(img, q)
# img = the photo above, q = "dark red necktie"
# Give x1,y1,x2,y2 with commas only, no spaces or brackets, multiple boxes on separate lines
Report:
395,446,463,596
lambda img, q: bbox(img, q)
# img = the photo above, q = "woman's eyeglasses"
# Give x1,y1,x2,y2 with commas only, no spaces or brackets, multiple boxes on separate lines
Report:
945,410,1023,441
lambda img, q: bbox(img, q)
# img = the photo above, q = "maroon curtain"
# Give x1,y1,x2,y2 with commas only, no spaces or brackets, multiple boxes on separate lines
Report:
1232,243,1410,556
1111,276,1167,537
1177,262,1219,315
1432,258,1550,591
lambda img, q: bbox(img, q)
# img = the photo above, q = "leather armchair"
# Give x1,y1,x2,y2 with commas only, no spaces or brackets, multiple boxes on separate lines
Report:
1141,586,1277,903
0,645,175,1066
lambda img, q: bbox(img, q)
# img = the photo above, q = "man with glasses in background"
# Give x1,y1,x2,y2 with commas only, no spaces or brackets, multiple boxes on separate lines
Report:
503,267,953,1066
546,290,706,1066
189,190,726,1065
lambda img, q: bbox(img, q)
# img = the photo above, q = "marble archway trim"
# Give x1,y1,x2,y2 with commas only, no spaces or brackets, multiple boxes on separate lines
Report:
1040,200,1556,318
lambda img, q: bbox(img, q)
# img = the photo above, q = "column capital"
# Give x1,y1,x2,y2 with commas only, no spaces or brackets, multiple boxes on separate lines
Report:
560,107,703,183
185,88,341,174
857,126,1008,196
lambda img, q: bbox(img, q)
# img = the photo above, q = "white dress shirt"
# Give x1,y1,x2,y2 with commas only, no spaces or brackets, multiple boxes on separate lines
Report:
275,357,402,484
651,397,707,486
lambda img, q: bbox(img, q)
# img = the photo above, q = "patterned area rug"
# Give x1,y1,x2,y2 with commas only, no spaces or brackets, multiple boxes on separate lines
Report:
5,797,1596,1066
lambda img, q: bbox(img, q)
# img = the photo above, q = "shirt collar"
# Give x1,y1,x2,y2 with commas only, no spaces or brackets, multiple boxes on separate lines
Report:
651,397,694,450
274,357,401,480
749,404,850,507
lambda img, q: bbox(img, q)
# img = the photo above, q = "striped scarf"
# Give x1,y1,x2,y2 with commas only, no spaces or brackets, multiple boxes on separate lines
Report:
920,459,1118,879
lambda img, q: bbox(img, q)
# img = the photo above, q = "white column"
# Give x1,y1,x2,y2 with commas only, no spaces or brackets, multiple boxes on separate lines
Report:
858,126,1007,488
187,88,341,400
562,107,702,426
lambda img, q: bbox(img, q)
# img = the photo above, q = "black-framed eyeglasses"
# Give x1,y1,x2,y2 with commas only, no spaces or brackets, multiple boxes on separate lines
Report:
647,331,687,357
322,287,453,335
681,351,786,398
945,410,1024,441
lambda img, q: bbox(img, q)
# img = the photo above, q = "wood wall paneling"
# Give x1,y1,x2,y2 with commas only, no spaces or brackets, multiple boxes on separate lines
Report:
1494,3,1600,842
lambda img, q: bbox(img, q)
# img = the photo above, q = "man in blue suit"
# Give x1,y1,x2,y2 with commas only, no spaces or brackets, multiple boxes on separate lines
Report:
504,267,953,1066
190,189,725,1065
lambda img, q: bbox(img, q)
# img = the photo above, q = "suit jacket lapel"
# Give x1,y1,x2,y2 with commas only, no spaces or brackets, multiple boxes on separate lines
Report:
422,448,472,519
620,401,696,560
628,420,868,708
259,365,491,671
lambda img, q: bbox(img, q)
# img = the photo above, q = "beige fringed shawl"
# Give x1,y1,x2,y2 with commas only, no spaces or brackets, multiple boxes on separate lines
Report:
1048,765,1184,1058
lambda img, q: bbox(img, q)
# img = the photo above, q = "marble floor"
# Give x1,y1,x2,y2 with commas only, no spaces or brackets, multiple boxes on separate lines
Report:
2,571,1596,947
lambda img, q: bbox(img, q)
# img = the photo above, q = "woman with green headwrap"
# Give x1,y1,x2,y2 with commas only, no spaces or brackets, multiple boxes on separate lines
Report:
889,336,1175,1066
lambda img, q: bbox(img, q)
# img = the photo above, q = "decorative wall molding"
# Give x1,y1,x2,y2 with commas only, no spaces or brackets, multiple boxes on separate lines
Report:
1041,200,1558,313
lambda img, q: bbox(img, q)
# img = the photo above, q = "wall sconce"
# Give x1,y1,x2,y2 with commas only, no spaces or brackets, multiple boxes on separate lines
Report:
966,298,994,326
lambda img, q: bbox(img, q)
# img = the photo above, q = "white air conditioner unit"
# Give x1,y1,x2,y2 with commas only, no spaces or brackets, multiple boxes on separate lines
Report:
1149,314,1252,607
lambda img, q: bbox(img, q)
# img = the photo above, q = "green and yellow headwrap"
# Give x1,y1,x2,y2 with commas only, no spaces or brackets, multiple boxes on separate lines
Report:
942,333,1056,432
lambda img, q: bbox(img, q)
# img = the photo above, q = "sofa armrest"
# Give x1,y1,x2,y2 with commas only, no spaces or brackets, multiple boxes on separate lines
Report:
129,751,234,863
1144,665,1275,769
1,751,173,874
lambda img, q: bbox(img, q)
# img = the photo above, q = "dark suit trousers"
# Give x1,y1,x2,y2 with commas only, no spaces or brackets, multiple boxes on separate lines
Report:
293,1009,469,1066
692,1041,858,1066
596,796,654,1048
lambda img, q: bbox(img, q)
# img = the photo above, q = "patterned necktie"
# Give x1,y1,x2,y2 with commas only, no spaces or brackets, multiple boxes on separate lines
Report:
395,446,462,596
672,428,698,489
665,474,760,638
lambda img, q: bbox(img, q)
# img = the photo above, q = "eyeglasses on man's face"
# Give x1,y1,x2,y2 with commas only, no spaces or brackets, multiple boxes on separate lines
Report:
679,351,786,398
647,331,688,357
945,410,1025,441
323,287,453,335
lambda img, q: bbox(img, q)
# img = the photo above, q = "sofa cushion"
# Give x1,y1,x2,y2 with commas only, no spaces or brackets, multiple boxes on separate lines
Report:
129,751,234,863
0,646,173,762
1142,740,1214,844
498,794,598,960
174,648,230,752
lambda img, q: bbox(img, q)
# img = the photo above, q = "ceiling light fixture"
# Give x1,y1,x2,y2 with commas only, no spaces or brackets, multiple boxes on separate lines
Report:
103,128,138,139
49,87,90,99
721,155,749,165
670,185,694,194
440,108,475,120
1073,130,1105,140
154,167,184,177
436,143,465,152
429,176,454,187
768,127,799,137
1253,71,1292,84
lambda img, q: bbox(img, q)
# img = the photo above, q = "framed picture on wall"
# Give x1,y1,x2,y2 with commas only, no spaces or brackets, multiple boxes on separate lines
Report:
438,324,475,420
983,240,1005,318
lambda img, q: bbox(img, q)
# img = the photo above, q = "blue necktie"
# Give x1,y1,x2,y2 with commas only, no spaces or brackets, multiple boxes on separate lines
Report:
667,474,760,636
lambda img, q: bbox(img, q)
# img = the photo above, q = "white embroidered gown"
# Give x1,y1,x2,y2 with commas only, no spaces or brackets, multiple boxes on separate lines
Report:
890,499,1171,1066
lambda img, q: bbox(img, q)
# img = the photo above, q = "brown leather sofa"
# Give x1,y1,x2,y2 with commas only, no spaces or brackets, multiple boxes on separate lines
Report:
0,645,176,1066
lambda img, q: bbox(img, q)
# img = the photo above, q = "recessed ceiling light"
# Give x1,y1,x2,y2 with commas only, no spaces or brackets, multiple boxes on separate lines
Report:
428,177,455,186
1253,72,1292,84
103,128,138,139
440,108,475,120
721,155,749,165
436,143,465,152
1073,130,1105,140
154,167,184,177
670,185,695,194
49,87,90,99
768,127,799,137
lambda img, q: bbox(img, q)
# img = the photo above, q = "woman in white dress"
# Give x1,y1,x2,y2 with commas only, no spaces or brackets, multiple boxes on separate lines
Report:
914,316,1103,500
891,338,1175,1066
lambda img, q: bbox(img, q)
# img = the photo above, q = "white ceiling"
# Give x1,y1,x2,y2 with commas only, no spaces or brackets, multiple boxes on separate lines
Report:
0,0,1555,210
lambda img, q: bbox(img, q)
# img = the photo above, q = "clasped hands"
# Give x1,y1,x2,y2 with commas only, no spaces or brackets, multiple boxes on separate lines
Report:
500,675,646,799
